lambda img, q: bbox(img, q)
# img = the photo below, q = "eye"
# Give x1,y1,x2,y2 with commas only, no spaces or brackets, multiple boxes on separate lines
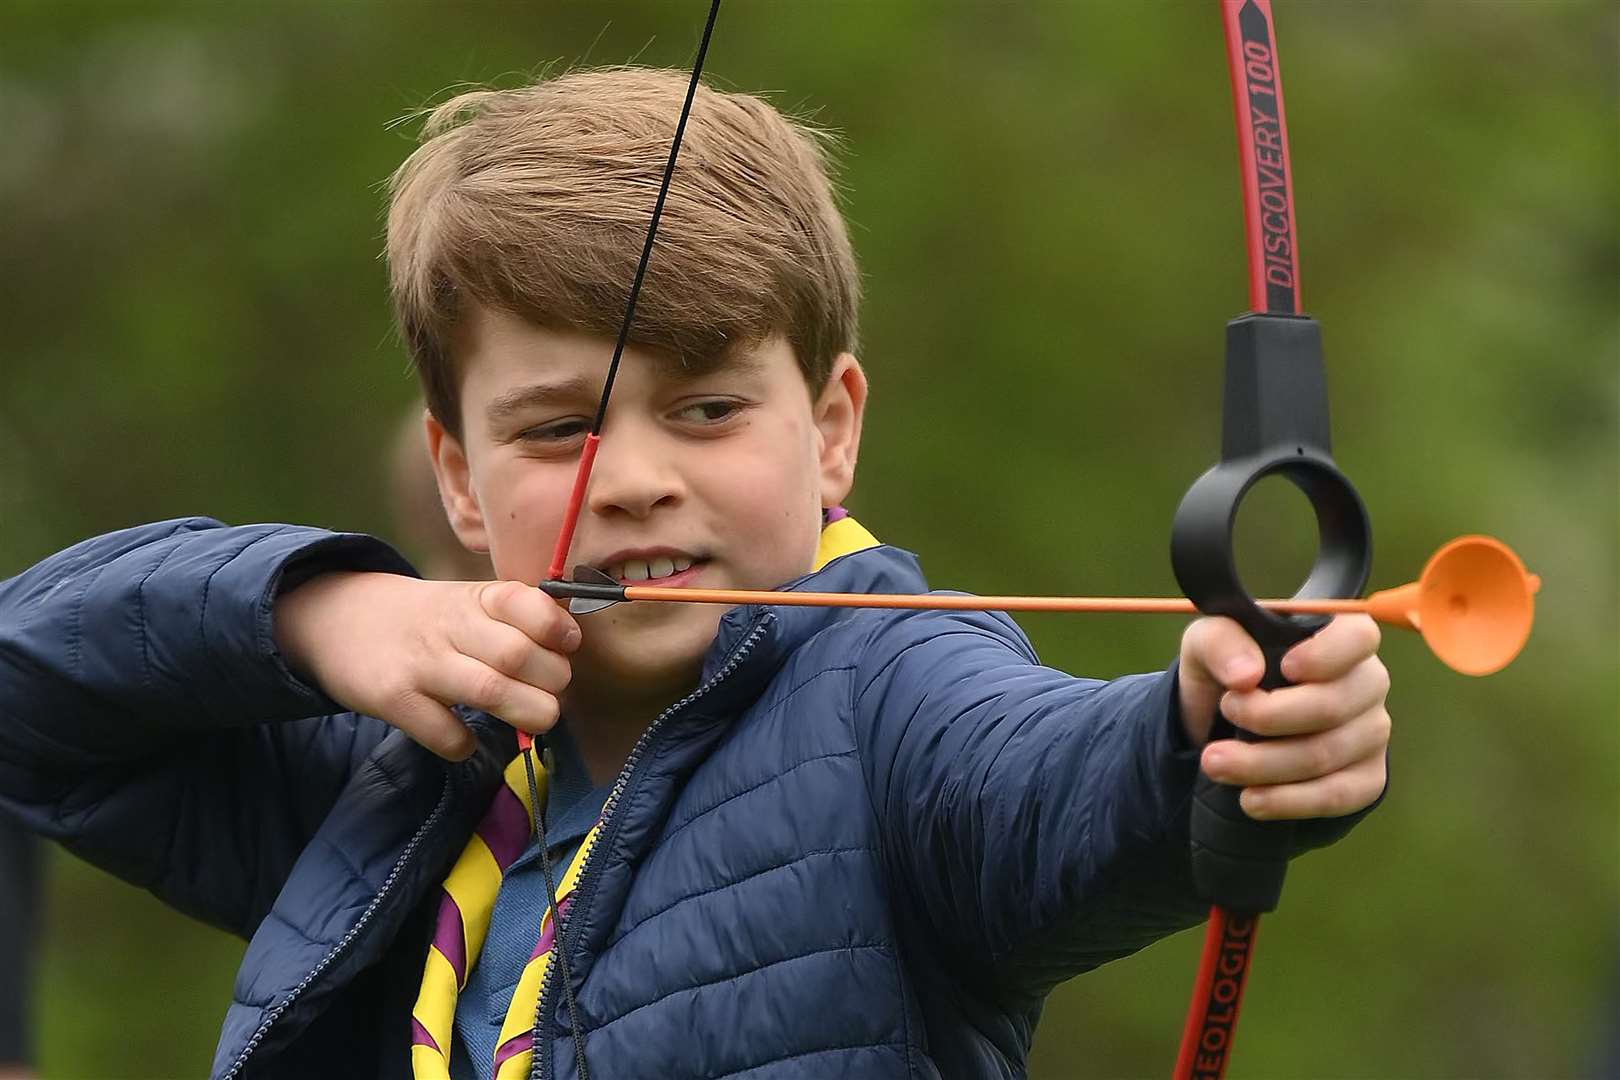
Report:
674,399,744,424
516,417,591,444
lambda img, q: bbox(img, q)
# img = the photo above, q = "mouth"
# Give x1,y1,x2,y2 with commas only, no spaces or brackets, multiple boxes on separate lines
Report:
594,550,708,587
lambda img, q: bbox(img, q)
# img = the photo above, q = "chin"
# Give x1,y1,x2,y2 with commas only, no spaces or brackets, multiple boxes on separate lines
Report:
577,606,722,699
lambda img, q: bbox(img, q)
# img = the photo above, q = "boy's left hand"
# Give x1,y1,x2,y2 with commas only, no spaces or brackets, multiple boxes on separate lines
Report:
1178,614,1390,821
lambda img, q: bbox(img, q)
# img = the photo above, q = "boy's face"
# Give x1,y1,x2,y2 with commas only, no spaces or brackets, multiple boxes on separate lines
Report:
428,303,866,706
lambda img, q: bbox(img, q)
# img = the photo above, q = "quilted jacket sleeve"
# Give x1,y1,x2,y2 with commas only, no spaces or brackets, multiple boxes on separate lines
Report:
850,604,1366,1004
0,517,416,937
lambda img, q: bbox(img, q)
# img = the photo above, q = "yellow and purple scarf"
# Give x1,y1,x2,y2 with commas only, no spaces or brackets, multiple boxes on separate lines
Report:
410,750,602,1079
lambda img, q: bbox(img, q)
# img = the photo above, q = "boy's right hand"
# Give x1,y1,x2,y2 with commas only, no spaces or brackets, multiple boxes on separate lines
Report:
273,572,580,761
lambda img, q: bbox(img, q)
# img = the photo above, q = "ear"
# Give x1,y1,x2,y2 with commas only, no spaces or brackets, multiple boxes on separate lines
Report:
424,411,491,554
813,353,868,507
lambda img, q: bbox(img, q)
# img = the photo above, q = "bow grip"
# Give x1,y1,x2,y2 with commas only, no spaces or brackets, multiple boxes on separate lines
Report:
1171,313,1372,913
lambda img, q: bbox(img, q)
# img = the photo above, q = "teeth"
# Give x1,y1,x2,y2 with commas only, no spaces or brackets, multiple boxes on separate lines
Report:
603,555,698,582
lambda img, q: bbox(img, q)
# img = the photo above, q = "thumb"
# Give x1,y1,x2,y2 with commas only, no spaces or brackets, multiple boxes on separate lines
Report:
1177,616,1265,746
385,691,477,762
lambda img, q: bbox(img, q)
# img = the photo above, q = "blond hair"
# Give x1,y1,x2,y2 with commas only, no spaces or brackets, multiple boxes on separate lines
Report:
387,67,861,436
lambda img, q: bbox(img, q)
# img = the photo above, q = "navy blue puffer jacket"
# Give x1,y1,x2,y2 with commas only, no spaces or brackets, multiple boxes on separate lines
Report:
0,519,1360,1078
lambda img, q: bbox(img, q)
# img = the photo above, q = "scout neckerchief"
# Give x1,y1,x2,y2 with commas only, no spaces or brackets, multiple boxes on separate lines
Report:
409,511,879,1079
410,748,603,1080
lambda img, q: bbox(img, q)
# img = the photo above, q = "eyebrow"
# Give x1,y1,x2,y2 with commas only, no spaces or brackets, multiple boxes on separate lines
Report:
482,351,770,426
484,376,600,425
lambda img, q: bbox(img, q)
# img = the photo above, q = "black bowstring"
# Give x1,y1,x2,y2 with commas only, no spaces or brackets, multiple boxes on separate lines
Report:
524,742,589,1080
590,0,724,438
524,2,724,1075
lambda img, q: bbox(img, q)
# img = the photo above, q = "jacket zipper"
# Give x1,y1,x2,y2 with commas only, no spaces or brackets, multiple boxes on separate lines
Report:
218,773,456,1080
533,616,772,1080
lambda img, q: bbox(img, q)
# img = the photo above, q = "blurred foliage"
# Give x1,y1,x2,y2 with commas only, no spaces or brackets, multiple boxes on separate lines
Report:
0,1,1615,1077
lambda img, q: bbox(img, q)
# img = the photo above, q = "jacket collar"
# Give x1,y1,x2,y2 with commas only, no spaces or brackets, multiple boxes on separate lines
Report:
704,524,929,684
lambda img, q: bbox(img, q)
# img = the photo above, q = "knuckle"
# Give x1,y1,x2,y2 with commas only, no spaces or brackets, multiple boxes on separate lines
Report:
478,579,525,618
545,659,573,694
536,597,569,631
1307,737,1337,780
1356,614,1382,653
434,725,475,760
490,634,533,677
386,691,471,760
384,681,427,721
511,692,560,733
1371,707,1393,746
542,609,579,649
1370,659,1392,700
1185,616,1233,657
1327,773,1364,816
470,668,510,711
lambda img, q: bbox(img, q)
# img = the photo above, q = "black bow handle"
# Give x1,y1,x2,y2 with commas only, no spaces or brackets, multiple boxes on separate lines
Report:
1171,312,1372,913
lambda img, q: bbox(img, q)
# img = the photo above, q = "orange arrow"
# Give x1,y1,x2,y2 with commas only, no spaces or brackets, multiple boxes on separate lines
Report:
543,536,1538,677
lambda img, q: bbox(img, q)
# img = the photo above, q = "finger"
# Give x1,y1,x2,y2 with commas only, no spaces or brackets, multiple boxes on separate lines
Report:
424,654,561,735
1182,616,1266,690
1178,616,1269,747
1279,614,1380,683
1202,705,1392,787
449,617,573,696
382,689,477,761
1220,656,1390,737
1238,752,1388,821
477,580,582,653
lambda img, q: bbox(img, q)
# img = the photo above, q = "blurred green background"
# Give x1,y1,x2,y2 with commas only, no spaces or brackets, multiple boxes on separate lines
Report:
1,1,1615,1077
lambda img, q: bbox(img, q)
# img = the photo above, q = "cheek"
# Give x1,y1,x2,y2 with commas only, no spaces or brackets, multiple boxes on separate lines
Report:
480,459,571,581
706,422,824,570
710,418,818,509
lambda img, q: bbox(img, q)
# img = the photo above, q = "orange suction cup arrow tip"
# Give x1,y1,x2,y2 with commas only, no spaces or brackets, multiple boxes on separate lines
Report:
1364,535,1539,676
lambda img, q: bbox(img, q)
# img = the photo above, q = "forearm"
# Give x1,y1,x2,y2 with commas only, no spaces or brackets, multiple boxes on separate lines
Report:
0,517,414,771
855,610,1204,966
989,655,1386,1000
963,665,1205,971
0,519,414,934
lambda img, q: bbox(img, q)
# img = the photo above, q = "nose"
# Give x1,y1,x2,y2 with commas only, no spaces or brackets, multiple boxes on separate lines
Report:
584,420,684,520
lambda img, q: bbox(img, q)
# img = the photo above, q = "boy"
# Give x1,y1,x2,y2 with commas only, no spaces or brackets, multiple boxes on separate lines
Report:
0,68,1389,1079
